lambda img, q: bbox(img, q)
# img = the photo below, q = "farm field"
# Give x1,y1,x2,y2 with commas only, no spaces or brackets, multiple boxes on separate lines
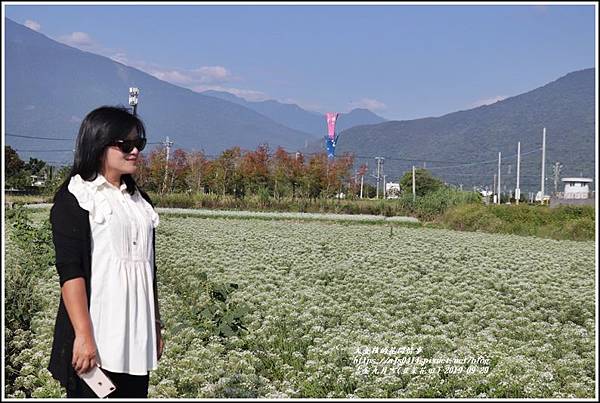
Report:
4,207,596,398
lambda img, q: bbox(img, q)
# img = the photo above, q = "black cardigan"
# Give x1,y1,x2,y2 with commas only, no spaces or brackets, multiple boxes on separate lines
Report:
47,183,158,390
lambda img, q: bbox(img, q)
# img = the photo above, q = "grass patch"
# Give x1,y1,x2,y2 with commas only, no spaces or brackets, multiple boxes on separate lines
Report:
439,203,595,241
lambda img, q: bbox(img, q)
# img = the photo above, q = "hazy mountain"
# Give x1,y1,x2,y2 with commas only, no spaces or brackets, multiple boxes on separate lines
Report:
5,18,318,164
332,68,596,193
202,90,387,136
5,18,594,195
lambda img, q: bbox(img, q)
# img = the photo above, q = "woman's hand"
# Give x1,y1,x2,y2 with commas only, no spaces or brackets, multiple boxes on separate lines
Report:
62,278,98,376
72,333,98,376
156,324,164,360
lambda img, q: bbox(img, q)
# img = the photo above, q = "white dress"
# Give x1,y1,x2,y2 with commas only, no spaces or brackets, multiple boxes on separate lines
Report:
68,174,160,375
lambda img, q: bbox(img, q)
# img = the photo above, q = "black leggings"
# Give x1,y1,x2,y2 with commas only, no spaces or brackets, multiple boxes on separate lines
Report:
66,368,149,398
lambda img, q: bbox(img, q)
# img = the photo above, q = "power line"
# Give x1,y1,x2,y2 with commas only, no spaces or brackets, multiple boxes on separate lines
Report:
1,133,555,170
7,132,166,144
7,136,585,186
6,133,74,141
426,147,542,170
15,149,73,152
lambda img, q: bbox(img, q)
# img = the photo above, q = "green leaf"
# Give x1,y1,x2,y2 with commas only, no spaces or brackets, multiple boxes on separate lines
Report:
219,323,234,337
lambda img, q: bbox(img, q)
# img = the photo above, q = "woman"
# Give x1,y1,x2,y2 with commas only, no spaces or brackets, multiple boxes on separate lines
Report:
47,106,164,398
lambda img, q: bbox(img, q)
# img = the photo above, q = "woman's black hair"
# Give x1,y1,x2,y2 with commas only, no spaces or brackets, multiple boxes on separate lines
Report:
56,105,146,198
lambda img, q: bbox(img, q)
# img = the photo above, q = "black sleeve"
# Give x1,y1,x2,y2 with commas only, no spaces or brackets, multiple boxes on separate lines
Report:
138,187,160,311
50,195,86,287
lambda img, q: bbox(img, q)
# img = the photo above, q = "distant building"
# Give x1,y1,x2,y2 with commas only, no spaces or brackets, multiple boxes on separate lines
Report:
30,174,46,187
550,177,595,208
535,191,551,204
479,189,493,205
385,182,400,199
560,177,593,199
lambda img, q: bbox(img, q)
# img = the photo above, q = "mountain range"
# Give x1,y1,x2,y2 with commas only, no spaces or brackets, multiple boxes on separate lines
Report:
331,68,595,193
202,90,386,136
5,18,596,193
5,18,385,164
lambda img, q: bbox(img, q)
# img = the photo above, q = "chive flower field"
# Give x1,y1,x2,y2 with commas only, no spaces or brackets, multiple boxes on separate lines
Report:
4,207,596,398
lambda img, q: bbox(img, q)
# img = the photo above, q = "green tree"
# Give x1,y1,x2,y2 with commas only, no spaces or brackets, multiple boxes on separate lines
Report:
271,147,293,199
5,146,30,189
399,168,445,197
185,151,209,194
43,165,72,196
5,146,24,176
24,158,46,177
209,147,242,196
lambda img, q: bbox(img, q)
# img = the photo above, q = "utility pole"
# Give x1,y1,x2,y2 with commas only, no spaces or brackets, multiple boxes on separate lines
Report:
493,174,497,204
161,136,174,194
374,157,384,199
497,152,501,204
412,165,416,202
360,174,364,199
540,127,546,204
380,158,385,199
553,161,563,194
516,141,521,205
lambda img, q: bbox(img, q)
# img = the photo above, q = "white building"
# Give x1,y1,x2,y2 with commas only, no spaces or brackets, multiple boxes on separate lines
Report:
560,177,593,199
30,174,46,187
385,182,400,199
535,191,552,204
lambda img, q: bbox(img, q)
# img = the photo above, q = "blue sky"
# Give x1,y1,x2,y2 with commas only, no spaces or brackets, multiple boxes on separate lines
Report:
4,2,596,120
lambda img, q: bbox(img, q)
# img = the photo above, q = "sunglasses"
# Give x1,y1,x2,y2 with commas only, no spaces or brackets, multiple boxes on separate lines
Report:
110,138,146,153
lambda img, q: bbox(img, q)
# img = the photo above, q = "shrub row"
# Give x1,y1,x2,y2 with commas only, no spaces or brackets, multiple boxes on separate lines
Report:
4,206,59,397
439,203,595,241
147,188,482,220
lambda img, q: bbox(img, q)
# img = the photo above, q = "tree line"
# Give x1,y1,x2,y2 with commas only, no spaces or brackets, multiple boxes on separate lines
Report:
5,143,453,199
5,145,368,199
136,145,361,199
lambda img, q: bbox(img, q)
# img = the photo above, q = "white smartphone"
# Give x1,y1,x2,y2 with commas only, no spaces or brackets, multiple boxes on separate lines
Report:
79,365,117,398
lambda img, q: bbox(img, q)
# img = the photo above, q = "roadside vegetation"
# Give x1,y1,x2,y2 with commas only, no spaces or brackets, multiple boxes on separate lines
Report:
5,145,595,242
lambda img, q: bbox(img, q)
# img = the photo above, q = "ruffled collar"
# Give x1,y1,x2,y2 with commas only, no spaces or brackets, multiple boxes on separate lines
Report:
68,174,112,224
67,174,158,227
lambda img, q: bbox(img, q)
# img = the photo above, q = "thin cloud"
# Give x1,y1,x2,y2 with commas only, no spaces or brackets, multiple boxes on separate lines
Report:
24,19,41,31
348,98,387,111
53,30,128,62
110,52,129,64
195,85,269,102
146,65,237,87
151,70,195,85
50,27,267,105
58,31,95,48
106,53,248,98
470,95,507,108
194,66,233,83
